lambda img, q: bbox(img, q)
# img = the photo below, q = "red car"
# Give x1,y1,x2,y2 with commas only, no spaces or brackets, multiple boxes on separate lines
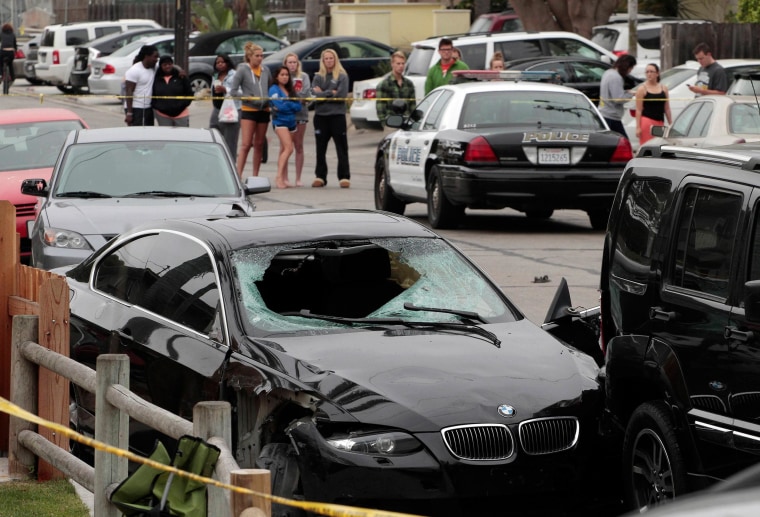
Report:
0,108,88,261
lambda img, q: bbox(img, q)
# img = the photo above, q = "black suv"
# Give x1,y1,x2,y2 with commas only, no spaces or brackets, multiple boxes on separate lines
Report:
570,144,760,511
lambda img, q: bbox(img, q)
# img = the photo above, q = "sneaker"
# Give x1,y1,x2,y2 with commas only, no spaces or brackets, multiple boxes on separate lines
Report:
339,179,350,188
312,178,325,188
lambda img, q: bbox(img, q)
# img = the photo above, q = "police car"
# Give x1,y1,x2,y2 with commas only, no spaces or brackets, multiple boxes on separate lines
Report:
374,70,634,229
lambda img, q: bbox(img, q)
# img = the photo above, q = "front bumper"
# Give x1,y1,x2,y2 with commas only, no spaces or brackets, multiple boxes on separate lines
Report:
439,165,625,211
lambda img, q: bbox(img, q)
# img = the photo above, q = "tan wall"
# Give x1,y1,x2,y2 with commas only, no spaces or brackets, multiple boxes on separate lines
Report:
329,2,470,50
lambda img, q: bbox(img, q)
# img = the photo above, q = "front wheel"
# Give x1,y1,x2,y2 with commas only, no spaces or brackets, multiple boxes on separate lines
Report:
257,443,305,517
622,402,688,512
190,74,211,93
427,166,464,229
374,155,406,214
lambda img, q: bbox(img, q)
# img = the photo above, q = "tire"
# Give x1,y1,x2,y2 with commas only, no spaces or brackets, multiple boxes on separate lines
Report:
374,155,406,214
588,208,610,231
427,166,464,229
257,443,305,517
622,402,688,512
526,208,554,220
189,74,211,93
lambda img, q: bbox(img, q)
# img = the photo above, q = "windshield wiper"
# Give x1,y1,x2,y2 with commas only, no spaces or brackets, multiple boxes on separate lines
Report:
123,191,204,197
56,191,112,198
403,302,486,323
282,310,501,348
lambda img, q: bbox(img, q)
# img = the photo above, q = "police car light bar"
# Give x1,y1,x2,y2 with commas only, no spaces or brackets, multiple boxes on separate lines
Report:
452,70,561,83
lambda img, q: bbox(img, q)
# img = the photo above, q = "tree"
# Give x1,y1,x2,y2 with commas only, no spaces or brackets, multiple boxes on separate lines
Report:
510,0,619,38
735,0,760,21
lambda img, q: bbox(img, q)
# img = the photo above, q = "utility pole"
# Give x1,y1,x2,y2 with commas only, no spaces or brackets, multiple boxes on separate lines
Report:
628,0,638,57
174,0,191,72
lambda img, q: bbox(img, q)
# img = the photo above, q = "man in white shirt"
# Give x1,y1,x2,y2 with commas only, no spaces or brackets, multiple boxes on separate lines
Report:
124,45,159,126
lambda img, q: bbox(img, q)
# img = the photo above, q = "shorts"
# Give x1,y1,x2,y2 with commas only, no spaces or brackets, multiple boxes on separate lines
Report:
241,110,271,123
273,123,297,132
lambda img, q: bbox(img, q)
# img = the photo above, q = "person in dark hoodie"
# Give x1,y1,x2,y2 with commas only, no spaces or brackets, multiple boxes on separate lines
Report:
152,55,193,127
1,23,18,85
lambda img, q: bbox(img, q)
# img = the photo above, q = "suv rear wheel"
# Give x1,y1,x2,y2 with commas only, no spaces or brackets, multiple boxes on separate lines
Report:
622,402,688,511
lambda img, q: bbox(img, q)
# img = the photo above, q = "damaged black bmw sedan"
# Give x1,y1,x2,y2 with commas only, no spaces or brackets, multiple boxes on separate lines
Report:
65,209,605,516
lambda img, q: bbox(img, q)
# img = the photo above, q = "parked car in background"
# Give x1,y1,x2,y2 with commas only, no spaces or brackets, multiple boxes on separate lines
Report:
35,19,162,93
726,72,760,94
21,127,270,270
468,10,523,33
87,35,175,97
263,36,395,90
375,77,632,230
22,34,43,85
64,208,609,516
12,34,41,81
622,59,760,149
0,108,88,262
637,95,760,153
70,27,174,91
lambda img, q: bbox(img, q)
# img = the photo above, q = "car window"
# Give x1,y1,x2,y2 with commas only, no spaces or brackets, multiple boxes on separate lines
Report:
611,179,671,286
527,62,570,82
41,29,56,47
410,90,443,130
495,40,542,62
660,67,696,90
0,120,85,172
570,61,608,82
669,102,702,137
423,90,453,130
457,43,486,69
499,18,523,32
307,43,338,61
729,104,760,134
687,102,713,138
637,27,660,50
235,33,281,53
65,29,89,46
341,41,390,59
591,28,619,51
545,38,603,60
94,27,121,39
216,35,248,55
748,203,760,281
671,186,742,298
94,234,156,304
406,46,436,76
155,40,175,57
111,38,153,57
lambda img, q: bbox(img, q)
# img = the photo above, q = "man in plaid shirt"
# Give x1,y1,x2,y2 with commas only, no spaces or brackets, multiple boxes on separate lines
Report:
376,51,417,126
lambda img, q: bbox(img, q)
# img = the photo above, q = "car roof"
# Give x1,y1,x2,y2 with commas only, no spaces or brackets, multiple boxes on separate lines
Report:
69,127,221,144
0,108,84,124
413,30,604,47
441,78,589,95
504,56,609,67
190,29,285,49
127,209,438,250
85,28,173,49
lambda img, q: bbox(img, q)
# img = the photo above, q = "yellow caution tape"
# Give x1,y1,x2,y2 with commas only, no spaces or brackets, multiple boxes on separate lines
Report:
0,396,424,517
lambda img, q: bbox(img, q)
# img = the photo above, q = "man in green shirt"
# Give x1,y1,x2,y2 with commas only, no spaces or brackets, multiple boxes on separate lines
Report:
425,38,469,95
376,50,417,126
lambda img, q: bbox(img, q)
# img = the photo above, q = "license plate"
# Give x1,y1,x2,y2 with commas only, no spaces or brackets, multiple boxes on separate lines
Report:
538,148,570,165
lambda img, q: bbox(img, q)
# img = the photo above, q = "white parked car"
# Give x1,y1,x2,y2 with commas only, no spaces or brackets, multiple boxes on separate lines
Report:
87,35,174,97
351,30,616,130
622,59,760,150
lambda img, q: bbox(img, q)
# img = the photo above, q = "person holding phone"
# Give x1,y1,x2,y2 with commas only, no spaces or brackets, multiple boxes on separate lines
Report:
688,42,727,96
310,48,350,188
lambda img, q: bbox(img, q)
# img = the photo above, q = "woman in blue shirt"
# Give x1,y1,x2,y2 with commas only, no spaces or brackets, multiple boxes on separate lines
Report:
268,66,302,189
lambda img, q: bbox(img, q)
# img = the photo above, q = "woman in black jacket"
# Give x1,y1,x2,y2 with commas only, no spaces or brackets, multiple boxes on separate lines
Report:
1,23,17,86
152,55,193,126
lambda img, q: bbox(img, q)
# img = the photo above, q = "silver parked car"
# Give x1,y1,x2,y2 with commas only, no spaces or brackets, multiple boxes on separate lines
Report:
21,126,270,270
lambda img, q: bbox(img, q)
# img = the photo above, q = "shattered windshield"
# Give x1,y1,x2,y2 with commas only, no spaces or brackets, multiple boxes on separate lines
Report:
231,237,518,335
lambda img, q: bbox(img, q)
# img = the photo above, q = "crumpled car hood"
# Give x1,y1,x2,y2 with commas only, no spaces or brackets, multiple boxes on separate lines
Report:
260,319,601,432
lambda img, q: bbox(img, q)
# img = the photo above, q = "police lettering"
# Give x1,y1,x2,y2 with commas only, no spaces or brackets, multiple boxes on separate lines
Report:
396,146,422,166
522,131,590,143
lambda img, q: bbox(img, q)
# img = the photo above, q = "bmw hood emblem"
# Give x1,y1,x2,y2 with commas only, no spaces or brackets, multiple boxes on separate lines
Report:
497,404,515,418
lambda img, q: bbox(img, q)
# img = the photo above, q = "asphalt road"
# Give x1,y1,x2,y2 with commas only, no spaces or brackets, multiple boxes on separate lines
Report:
4,80,605,324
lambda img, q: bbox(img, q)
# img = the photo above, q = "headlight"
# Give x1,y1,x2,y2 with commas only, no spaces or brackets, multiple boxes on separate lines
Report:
43,228,91,250
327,431,422,455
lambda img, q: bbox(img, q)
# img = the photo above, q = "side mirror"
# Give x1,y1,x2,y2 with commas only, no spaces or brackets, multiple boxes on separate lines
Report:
411,109,423,122
651,125,667,137
385,114,404,128
21,178,49,197
744,280,760,322
244,176,271,195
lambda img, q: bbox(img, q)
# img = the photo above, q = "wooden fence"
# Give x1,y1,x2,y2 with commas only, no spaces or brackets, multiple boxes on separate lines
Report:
0,201,270,516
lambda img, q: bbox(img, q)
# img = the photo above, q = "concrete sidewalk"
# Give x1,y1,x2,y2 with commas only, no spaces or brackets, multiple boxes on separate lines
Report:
0,456,94,516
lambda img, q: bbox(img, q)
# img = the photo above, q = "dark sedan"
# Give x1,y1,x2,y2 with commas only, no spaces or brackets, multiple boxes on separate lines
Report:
65,209,608,517
70,28,174,90
263,36,395,89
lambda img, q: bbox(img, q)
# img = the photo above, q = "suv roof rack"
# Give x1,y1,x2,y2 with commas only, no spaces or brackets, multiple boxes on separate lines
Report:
451,69,561,84
645,145,760,170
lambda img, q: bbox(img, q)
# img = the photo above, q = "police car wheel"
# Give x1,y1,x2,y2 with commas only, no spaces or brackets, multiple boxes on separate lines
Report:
375,155,406,215
427,166,464,229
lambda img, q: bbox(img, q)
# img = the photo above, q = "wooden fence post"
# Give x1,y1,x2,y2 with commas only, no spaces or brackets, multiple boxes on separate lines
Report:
230,469,271,517
95,354,129,517
9,315,39,478
0,200,19,453
194,401,233,517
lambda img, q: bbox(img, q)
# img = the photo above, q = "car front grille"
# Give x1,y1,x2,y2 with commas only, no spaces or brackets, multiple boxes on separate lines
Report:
518,417,579,455
692,395,727,414
441,424,514,461
730,392,760,420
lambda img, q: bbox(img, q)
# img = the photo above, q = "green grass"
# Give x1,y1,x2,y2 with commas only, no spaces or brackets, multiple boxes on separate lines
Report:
0,478,90,517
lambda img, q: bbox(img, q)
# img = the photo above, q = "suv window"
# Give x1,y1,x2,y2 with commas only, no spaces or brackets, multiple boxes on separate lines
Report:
65,29,89,46
591,28,619,51
496,40,543,62
457,43,486,69
93,26,121,39
406,47,436,76
671,187,742,298
546,38,604,60
638,27,660,50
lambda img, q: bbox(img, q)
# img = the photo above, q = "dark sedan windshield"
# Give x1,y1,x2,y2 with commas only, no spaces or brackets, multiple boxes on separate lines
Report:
0,121,84,172
53,141,239,197
232,237,518,334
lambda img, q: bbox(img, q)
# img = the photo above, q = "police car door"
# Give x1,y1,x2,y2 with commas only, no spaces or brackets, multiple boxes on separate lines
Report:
389,89,452,199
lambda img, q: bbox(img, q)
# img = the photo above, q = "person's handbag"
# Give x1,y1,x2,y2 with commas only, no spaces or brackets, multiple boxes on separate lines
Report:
109,435,221,517
218,96,239,124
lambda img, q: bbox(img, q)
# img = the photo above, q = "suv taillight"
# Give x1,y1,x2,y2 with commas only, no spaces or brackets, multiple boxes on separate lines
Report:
102,64,116,74
464,136,498,162
613,50,628,57
362,88,376,99
610,137,633,163
52,50,60,65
